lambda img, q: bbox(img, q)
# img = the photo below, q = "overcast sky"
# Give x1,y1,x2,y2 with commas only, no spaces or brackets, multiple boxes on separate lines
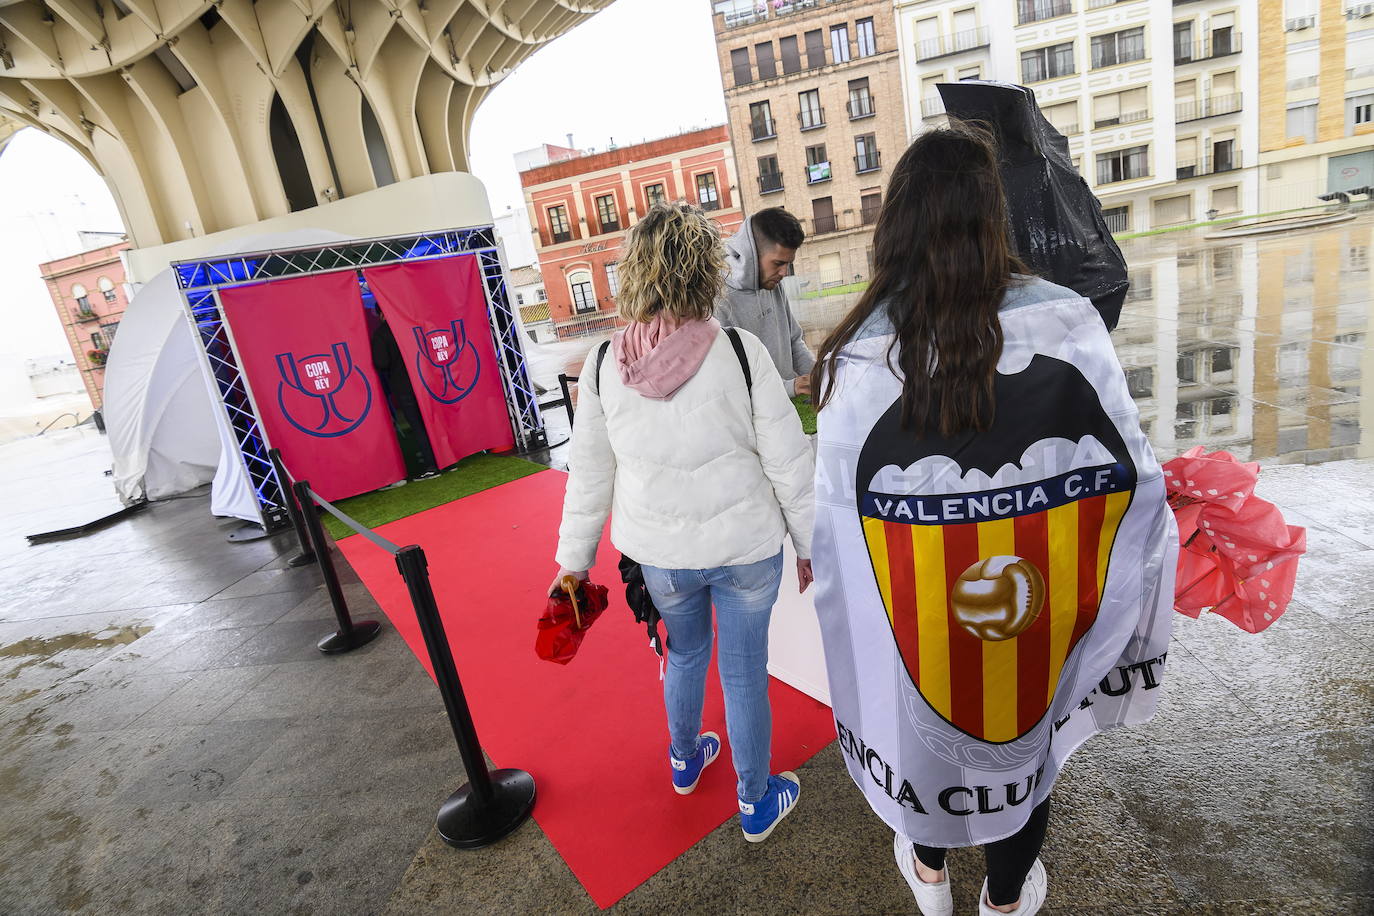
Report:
0,0,726,363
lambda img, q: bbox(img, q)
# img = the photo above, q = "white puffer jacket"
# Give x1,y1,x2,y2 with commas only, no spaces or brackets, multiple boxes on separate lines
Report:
555,328,814,573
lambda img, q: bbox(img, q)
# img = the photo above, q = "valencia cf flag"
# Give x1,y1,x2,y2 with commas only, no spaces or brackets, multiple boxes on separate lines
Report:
812,280,1177,848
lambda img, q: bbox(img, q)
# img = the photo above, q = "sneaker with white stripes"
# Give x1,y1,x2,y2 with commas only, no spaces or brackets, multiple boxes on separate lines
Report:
738,771,801,842
670,732,721,795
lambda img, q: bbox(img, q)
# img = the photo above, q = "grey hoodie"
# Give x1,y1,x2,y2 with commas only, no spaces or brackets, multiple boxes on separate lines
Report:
716,216,816,396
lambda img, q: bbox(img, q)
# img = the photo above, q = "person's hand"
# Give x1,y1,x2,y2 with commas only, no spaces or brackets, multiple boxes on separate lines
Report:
793,374,812,398
548,568,588,596
797,559,814,594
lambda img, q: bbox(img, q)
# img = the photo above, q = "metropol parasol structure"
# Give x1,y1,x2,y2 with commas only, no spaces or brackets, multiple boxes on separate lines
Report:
0,0,613,273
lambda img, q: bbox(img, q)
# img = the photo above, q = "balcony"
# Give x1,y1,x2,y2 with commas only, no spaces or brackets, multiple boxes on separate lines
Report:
1052,121,1080,135
915,26,989,61
598,219,620,235
717,0,847,31
1175,151,1241,180
1093,109,1150,129
74,310,99,323
800,209,869,237
550,230,573,244
554,311,620,341
758,171,784,194
750,117,776,141
1018,0,1072,25
813,213,838,234
921,96,944,119
861,200,881,225
698,197,721,211
848,96,875,120
1173,32,1242,64
806,161,832,184
855,150,882,174
798,107,826,131
1175,92,1243,123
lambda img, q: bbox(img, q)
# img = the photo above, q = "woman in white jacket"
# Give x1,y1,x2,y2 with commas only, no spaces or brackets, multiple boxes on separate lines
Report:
552,203,815,843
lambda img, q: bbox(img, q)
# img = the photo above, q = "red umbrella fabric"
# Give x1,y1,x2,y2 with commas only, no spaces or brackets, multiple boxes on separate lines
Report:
1163,447,1307,633
536,576,611,664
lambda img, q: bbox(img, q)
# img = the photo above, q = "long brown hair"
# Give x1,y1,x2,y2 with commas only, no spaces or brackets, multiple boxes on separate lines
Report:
811,121,1022,436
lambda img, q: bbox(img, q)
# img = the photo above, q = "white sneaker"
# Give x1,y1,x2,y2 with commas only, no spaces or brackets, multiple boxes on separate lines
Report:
979,858,1047,916
894,833,953,916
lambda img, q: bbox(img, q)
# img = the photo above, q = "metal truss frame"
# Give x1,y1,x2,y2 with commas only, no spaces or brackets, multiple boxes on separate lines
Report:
173,226,546,530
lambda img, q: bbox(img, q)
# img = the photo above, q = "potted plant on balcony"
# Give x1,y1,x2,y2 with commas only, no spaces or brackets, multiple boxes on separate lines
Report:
76,307,98,321
87,348,109,366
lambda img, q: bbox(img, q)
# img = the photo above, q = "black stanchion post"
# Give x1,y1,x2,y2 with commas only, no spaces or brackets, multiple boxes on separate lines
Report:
557,373,575,430
294,479,383,654
269,448,317,567
395,544,536,848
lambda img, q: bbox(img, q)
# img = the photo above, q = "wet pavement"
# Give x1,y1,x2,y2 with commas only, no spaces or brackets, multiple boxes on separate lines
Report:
1,214,1372,914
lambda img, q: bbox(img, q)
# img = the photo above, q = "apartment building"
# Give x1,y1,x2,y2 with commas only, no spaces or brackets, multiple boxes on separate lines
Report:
39,239,131,411
896,0,1261,233
519,127,743,339
1257,0,1374,210
709,0,906,297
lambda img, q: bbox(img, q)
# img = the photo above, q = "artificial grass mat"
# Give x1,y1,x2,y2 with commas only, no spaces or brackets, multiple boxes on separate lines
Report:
792,395,817,435
321,452,547,540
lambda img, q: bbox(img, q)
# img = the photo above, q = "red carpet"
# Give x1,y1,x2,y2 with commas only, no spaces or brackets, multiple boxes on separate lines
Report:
337,470,836,908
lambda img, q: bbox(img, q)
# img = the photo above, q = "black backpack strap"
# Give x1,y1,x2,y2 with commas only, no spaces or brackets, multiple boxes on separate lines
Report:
724,327,752,394
593,339,612,396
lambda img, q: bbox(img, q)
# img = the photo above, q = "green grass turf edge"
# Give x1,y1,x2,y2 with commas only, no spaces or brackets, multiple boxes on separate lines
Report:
321,452,548,540
792,395,817,436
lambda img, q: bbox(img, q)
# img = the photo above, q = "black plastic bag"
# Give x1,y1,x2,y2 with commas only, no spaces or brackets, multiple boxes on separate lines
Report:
937,80,1129,330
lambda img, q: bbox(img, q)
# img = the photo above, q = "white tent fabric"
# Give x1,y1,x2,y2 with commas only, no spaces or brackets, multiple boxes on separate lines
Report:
105,229,350,524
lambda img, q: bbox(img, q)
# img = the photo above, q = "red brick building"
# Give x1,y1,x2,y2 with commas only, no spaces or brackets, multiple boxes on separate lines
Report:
519,126,744,339
39,239,131,410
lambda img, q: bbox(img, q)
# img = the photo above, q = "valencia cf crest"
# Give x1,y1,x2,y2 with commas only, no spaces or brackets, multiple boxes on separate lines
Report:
275,343,373,438
412,320,482,404
855,355,1138,744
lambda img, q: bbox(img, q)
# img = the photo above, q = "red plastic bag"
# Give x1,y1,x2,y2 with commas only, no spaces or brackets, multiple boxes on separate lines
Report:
535,576,610,665
1163,447,1307,633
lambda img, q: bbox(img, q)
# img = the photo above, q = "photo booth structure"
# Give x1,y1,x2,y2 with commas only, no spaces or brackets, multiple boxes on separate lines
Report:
173,226,546,531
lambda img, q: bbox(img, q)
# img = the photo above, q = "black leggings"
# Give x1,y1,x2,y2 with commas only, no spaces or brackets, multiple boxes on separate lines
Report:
913,798,1050,907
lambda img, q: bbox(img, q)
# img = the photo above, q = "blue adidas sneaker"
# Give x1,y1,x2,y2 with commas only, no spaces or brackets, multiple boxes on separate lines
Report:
670,732,721,795
738,771,801,842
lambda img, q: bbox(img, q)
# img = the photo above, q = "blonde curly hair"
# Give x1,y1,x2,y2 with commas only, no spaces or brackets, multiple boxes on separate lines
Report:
615,203,725,323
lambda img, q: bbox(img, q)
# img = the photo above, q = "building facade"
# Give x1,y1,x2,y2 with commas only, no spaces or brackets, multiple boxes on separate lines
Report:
896,0,1262,234
520,127,744,339
711,0,907,300
1257,0,1374,211
39,240,132,410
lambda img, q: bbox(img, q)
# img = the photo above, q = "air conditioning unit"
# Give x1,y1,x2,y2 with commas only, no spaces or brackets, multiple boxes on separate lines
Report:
1346,3,1374,19
1285,15,1316,30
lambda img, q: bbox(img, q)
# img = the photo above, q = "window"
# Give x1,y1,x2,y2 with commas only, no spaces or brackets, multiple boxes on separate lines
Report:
1212,138,1236,172
958,65,982,81
1348,93,1374,132
856,17,876,57
98,276,117,303
548,204,571,243
71,283,91,310
537,287,547,302
1102,205,1130,233
605,262,620,297
596,194,619,233
805,29,826,69
1091,27,1145,69
1286,44,1318,90
848,77,873,118
756,41,777,80
1287,102,1318,143
90,332,105,350
799,89,824,129
758,154,783,193
780,35,801,74
1092,87,1148,128
1125,367,1154,398
1153,194,1192,226
806,144,831,183
855,133,880,172
1211,15,1236,57
645,183,666,208
1173,21,1194,63
1096,145,1148,184
1018,0,1071,24
569,270,596,314
516,292,525,305
730,48,751,86
819,251,843,286
1044,100,1079,135
861,191,882,225
831,24,850,63
1021,42,1075,83
812,196,836,234
750,100,776,140
696,172,720,209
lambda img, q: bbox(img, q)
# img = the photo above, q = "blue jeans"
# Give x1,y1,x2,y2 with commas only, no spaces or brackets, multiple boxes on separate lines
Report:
641,552,783,803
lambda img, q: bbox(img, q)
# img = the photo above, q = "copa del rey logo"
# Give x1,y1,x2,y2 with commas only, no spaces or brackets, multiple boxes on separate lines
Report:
411,319,482,404
274,343,373,438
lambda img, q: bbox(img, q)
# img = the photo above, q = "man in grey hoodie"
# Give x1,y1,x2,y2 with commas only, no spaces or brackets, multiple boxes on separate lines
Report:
716,208,816,397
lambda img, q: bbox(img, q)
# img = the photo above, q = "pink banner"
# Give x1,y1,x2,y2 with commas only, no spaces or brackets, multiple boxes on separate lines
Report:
363,256,514,467
220,272,407,501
